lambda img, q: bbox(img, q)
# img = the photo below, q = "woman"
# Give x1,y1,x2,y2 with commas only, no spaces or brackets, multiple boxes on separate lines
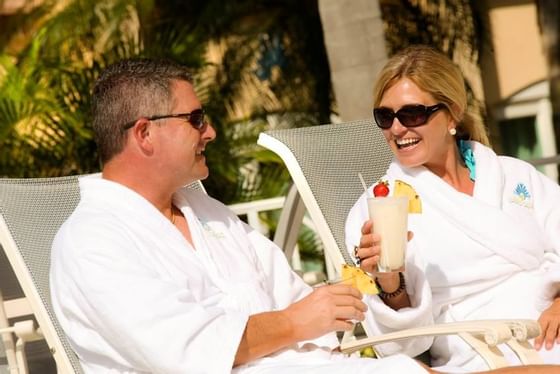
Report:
345,45,560,372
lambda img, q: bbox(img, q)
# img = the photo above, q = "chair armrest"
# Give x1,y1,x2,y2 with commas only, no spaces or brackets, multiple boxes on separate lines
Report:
500,319,541,341
0,320,44,374
500,319,543,365
341,320,521,369
340,320,513,354
11,320,43,343
0,320,42,341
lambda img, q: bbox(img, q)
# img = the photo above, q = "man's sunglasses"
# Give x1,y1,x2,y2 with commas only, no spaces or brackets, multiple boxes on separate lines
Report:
373,103,445,129
122,109,206,131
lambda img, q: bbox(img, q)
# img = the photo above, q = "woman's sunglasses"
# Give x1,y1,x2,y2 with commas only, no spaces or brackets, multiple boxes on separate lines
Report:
122,109,206,131
373,103,445,129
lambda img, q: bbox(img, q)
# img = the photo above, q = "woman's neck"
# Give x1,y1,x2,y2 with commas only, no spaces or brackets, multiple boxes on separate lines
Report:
425,146,474,196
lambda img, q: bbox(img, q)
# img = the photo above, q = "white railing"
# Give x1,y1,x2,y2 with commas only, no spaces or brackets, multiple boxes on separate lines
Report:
528,154,560,167
228,197,328,284
528,154,560,184
228,197,286,235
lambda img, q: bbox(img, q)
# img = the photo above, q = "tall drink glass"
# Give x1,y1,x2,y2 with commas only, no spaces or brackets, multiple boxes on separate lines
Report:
367,196,408,273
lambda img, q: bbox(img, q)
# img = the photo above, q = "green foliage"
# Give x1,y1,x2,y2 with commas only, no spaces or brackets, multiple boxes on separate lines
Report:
257,201,325,270
153,0,333,203
378,0,487,139
0,0,144,176
0,0,332,264
0,28,96,177
0,0,332,199
379,0,481,60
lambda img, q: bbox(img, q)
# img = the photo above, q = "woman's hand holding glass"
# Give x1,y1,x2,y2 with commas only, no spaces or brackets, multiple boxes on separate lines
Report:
355,219,413,291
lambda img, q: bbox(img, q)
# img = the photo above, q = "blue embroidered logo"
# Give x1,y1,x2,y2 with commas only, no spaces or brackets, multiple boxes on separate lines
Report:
510,183,533,208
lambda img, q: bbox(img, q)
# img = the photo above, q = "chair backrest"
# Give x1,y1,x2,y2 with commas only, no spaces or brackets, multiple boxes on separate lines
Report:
0,175,203,373
0,175,84,373
257,119,394,271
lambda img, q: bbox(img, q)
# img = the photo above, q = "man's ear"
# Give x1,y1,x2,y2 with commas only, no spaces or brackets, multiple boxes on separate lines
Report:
130,118,154,155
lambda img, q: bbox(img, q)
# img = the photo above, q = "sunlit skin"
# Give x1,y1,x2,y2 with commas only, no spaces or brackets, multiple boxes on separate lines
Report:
102,80,216,246
85,60,560,372
151,80,217,189
536,298,560,351
356,77,560,352
378,78,472,194
104,80,217,193
103,78,370,367
356,77,473,308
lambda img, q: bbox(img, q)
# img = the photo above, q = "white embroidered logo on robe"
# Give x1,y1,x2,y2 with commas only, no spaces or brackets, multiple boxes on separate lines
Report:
511,183,533,209
198,218,226,238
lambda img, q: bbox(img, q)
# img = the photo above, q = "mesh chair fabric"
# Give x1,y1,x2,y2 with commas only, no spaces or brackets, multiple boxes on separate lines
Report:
263,120,394,264
0,176,204,373
0,175,84,373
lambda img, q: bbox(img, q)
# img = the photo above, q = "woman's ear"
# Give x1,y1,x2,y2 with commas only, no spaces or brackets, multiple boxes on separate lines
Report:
449,103,463,124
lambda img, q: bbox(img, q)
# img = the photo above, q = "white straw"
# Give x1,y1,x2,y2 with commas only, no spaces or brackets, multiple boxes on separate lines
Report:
358,173,369,195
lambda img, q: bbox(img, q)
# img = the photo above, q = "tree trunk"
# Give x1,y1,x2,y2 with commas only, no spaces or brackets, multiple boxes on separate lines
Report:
318,0,388,122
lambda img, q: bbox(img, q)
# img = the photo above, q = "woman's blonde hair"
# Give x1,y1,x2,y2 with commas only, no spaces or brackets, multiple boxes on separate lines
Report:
373,45,489,145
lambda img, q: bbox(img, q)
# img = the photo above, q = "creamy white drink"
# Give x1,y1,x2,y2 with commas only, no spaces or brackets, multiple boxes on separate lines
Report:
367,196,408,272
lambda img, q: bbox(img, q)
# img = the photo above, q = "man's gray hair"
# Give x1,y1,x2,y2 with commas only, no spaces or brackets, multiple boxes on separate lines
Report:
92,58,193,164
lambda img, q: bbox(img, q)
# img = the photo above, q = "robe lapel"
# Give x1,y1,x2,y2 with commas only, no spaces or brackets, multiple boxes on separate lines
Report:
386,143,545,271
79,176,206,275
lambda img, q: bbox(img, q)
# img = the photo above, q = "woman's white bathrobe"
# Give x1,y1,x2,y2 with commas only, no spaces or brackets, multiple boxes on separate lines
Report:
50,176,425,374
345,141,560,371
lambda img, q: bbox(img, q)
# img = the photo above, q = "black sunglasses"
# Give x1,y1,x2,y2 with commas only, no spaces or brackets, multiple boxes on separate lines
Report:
373,104,445,129
122,109,206,131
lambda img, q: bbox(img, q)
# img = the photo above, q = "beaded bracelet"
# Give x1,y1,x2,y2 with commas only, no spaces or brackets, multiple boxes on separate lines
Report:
375,272,406,300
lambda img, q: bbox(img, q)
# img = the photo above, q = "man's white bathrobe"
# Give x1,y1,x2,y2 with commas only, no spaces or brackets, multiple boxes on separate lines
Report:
345,141,560,372
50,176,426,374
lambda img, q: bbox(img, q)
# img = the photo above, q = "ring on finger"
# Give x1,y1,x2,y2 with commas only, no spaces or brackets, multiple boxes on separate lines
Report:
353,246,361,265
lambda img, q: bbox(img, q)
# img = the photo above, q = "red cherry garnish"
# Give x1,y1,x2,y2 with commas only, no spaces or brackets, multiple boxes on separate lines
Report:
373,181,390,197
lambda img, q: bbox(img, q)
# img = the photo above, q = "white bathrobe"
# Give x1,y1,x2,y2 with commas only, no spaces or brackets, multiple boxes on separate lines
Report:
345,141,560,371
50,175,425,374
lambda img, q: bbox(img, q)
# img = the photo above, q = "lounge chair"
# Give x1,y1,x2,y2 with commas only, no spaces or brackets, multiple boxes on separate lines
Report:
257,119,543,369
0,175,207,373
0,175,83,373
0,173,315,373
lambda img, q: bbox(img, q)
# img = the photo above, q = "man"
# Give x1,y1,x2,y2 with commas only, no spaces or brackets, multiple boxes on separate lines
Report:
50,58,558,373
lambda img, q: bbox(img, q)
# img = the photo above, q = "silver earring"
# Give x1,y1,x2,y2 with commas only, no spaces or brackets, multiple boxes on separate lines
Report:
449,128,457,136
